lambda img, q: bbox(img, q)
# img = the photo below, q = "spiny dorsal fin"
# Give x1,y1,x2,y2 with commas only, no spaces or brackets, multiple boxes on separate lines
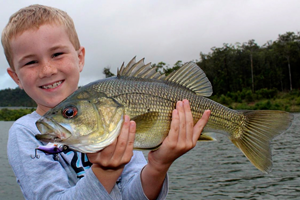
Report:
117,57,213,97
117,57,162,80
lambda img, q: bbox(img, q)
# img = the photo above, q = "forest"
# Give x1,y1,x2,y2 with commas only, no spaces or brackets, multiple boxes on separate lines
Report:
0,87,36,107
197,31,300,94
104,32,300,94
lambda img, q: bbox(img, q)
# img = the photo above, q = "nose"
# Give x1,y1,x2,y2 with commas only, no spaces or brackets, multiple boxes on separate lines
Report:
39,61,57,78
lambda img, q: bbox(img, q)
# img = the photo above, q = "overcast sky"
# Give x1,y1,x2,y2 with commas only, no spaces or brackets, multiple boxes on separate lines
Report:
0,0,299,90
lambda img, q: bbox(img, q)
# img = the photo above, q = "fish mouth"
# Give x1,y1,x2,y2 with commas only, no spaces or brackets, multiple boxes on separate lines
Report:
36,116,71,143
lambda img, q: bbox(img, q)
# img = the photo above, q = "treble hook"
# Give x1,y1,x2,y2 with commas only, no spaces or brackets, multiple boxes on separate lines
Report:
30,143,69,160
30,148,40,159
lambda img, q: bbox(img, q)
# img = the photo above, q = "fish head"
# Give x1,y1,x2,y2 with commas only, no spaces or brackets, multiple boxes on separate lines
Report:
35,88,125,153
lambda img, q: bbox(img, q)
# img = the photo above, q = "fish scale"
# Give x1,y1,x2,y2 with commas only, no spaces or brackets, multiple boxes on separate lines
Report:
36,57,293,173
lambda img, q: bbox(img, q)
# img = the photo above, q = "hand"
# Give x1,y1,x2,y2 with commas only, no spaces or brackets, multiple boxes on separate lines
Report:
141,99,210,199
148,99,210,169
87,115,136,192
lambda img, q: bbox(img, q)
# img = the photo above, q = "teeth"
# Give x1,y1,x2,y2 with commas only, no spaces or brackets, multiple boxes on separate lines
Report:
42,81,62,89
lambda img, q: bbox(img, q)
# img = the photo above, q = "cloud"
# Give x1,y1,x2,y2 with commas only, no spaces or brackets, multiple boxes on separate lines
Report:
0,0,300,89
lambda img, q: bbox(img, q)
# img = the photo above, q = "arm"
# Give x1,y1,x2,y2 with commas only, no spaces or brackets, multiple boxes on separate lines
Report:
141,100,211,200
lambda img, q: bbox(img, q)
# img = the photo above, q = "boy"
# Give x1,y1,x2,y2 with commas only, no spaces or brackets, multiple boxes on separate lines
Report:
2,4,210,200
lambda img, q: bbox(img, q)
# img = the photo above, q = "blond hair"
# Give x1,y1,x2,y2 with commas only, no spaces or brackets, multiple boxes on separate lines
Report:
1,4,81,70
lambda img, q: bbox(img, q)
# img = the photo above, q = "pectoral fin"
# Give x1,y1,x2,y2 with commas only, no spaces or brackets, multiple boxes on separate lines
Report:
132,111,170,150
132,111,160,133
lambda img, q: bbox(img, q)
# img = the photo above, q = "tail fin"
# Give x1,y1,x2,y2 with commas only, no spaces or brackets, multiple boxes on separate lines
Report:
231,110,293,173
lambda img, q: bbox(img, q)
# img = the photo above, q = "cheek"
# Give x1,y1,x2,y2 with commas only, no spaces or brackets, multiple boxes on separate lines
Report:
60,58,79,72
18,69,37,87
64,61,81,79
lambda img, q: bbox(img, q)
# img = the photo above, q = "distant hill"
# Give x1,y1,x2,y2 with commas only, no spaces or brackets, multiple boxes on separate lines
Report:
0,88,36,107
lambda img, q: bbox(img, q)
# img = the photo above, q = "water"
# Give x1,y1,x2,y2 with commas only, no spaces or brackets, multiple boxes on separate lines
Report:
1,114,299,200
0,121,23,200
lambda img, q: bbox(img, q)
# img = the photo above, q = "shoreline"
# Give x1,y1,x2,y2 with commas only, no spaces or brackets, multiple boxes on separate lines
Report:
0,107,36,110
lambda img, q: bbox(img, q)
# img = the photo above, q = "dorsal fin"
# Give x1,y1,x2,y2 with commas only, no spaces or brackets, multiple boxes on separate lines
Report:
165,62,213,96
118,57,163,80
117,57,213,97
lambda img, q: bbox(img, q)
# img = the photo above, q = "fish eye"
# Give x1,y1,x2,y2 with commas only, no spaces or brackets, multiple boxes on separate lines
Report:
62,106,78,119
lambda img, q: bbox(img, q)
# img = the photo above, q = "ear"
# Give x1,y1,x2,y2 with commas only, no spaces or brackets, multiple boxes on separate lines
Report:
77,46,85,72
7,68,23,89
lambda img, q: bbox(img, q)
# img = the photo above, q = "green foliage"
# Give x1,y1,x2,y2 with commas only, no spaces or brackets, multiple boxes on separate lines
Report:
163,60,183,76
152,62,167,74
198,31,300,95
0,88,35,121
0,108,34,121
295,97,300,105
219,94,233,105
103,67,115,78
211,88,299,112
255,88,278,99
0,88,36,107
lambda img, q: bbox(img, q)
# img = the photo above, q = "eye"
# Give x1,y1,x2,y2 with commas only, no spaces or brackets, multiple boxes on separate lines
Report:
52,52,63,58
25,60,37,66
62,106,78,119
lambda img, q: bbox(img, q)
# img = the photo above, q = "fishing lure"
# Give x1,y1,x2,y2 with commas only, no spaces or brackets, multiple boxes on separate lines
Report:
31,143,69,160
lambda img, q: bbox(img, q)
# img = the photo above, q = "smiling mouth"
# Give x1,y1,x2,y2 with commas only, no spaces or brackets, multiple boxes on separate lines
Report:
41,81,63,89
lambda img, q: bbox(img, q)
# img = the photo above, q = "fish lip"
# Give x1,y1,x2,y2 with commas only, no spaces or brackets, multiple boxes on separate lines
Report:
35,133,62,143
36,116,71,142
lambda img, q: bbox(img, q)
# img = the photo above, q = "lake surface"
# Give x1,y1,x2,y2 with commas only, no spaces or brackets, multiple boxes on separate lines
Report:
1,113,299,200
0,121,23,200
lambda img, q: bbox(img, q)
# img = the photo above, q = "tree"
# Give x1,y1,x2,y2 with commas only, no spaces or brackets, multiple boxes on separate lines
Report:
103,67,115,78
163,60,182,76
242,39,259,92
273,32,299,91
152,62,167,74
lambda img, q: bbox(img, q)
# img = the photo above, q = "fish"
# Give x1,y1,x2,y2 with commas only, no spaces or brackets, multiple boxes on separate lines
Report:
36,57,293,173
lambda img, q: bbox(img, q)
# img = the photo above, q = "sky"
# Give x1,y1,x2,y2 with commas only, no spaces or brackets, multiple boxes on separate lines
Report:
0,0,299,90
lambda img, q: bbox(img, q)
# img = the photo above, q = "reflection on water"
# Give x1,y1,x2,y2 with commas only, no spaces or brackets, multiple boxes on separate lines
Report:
1,114,299,200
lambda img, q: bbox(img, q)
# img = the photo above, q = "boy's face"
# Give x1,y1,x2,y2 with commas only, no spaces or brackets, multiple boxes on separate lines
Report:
7,24,85,115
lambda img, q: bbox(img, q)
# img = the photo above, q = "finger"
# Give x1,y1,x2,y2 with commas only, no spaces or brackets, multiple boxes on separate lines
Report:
112,115,131,159
177,101,186,142
97,136,119,160
183,99,193,143
167,109,180,143
122,121,136,162
192,110,211,142
127,121,136,149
